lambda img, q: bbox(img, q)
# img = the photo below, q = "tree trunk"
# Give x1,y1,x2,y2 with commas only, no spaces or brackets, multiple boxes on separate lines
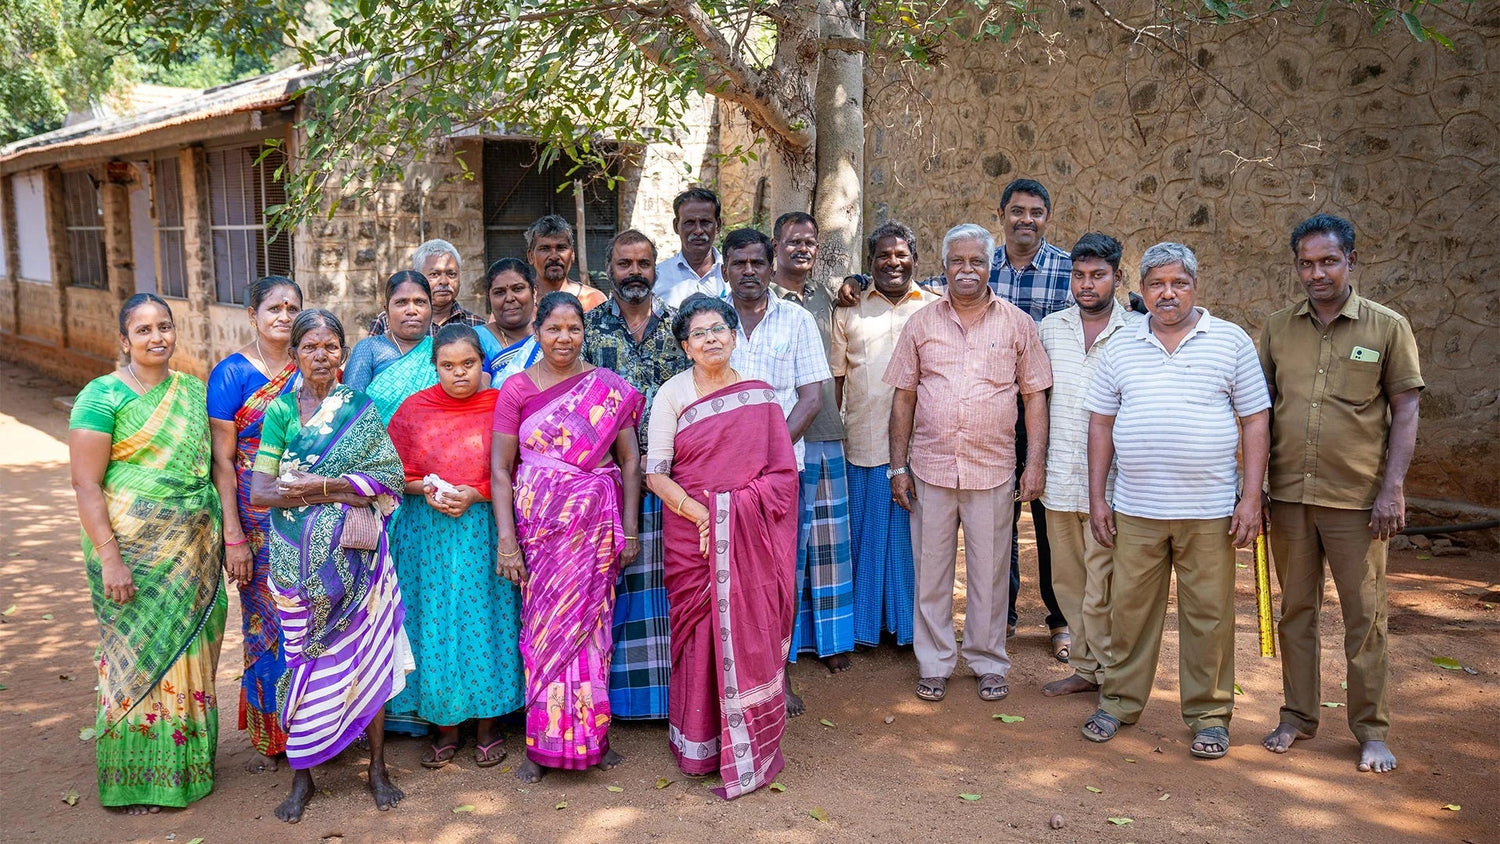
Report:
765,0,821,220
812,0,864,283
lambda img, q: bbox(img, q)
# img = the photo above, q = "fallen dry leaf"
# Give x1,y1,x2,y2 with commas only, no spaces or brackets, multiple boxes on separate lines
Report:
1085,786,1102,793
1321,701,1343,708
958,793,982,801
655,777,674,790
1124,758,1137,763
185,839,204,844
1,605,15,616
809,807,830,822
992,713,1025,723
1233,683,1244,695
78,727,96,742
452,805,475,813
41,613,54,620
1442,804,1460,811
1107,817,1134,826
1429,657,1463,671
62,788,79,806
769,782,787,793
1159,793,1170,801
554,800,567,810
605,785,624,793
819,718,836,727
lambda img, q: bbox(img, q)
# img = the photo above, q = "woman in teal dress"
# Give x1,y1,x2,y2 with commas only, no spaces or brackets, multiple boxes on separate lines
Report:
385,324,525,768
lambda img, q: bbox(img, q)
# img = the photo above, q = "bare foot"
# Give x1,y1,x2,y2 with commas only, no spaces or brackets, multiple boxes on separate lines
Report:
1262,723,1313,754
784,676,806,718
1358,740,1397,773
1041,674,1100,697
245,752,281,773
121,805,161,815
822,653,852,674
517,759,546,783
368,763,404,811
275,770,314,823
597,748,625,771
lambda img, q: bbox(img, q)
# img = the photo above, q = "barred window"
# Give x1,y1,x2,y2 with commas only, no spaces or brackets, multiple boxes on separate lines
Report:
207,144,292,305
62,170,107,289
482,141,618,288
153,157,188,299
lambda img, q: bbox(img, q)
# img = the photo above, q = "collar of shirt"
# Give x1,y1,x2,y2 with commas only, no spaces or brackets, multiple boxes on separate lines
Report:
1294,287,1363,323
1058,298,1135,335
935,288,1002,320
670,248,723,280
605,295,672,320
994,239,1061,273
1134,306,1216,350
860,284,930,306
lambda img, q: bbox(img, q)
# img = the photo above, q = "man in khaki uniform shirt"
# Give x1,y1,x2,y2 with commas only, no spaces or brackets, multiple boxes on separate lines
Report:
1259,214,1423,774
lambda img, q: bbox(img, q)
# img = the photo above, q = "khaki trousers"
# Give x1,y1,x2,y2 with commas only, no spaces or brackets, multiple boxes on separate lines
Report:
1269,501,1390,742
1045,509,1113,684
910,476,1014,679
1101,514,1236,732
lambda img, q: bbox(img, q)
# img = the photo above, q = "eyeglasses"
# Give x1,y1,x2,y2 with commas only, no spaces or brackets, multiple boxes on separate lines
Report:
687,324,732,341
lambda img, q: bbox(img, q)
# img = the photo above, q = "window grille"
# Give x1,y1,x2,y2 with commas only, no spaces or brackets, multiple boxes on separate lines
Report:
207,144,292,305
482,141,618,288
62,170,107,289
153,157,188,299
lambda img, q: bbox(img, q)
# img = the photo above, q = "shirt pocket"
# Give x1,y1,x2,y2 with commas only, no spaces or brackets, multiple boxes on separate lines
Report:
1333,358,1383,405
982,342,1018,387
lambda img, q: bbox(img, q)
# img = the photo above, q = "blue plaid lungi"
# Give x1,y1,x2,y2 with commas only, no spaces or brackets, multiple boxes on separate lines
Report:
608,491,670,718
790,439,855,660
848,463,915,646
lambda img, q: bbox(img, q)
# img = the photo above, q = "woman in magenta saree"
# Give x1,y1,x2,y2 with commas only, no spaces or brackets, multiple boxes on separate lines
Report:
645,296,800,800
491,292,643,784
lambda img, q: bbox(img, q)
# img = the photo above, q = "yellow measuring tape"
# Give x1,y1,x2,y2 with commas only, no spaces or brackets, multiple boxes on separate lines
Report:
1254,516,1276,658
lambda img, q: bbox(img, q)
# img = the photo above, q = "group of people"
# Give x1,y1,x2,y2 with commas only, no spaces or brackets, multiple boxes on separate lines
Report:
67,177,1422,821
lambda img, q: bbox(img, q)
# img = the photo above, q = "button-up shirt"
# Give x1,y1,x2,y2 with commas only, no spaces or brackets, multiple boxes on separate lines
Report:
1259,290,1424,510
368,302,484,336
729,293,831,469
922,239,1074,322
831,284,938,467
655,249,726,308
582,296,690,453
883,293,1052,490
1038,301,1141,513
1086,308,1271,520
773,280,845,443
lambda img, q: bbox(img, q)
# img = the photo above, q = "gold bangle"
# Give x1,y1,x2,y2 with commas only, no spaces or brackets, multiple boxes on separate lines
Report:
96,534,118,549
623,535,638,541
323,477,329,496
676,491,690,514
301,496,311,507
498,546,522,559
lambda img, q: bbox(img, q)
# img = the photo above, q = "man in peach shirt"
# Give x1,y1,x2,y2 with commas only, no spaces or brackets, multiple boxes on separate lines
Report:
884,224,1052,704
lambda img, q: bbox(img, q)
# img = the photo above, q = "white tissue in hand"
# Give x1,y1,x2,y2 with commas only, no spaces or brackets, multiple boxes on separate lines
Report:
424,474,461,500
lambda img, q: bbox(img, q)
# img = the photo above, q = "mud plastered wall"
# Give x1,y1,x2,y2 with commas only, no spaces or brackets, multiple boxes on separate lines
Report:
862,3,1498,507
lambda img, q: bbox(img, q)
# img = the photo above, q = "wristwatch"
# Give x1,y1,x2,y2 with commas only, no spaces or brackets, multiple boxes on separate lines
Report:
886,465,909,479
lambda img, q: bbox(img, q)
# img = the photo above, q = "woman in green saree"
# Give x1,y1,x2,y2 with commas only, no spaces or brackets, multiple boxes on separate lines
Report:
68,293,229,814
343,270,439,425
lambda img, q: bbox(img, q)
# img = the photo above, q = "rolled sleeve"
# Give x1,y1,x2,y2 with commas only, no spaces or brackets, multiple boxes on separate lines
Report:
1015,319,1054,395
792,310,832,388
830,309,850,378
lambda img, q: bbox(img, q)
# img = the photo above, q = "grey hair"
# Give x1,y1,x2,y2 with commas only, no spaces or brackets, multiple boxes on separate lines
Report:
525,214,575,249
940,224,995,269
1139,242,1198,280
411,239,461,272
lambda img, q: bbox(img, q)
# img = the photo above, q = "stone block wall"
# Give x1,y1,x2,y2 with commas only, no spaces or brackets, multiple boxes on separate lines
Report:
861,2,1499,507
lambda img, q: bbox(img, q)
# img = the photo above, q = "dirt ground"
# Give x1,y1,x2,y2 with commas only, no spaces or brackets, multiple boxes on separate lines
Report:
1,359,1496,844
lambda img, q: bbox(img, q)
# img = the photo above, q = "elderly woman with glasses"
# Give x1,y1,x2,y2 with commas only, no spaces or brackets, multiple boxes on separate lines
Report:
643,294,799,799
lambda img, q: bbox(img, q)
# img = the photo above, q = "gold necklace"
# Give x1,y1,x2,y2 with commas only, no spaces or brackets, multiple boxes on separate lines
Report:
693,367,738,397
124,363,150,394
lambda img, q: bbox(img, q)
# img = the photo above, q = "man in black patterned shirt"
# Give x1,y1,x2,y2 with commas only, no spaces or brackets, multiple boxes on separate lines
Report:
582,229,690,721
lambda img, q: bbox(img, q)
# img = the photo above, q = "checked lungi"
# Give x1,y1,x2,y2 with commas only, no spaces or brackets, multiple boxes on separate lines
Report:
790,440,855,660
609,491,671,718
848,462,915,646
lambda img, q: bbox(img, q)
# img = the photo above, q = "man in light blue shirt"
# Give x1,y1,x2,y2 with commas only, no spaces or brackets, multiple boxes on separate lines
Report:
654,188,726,307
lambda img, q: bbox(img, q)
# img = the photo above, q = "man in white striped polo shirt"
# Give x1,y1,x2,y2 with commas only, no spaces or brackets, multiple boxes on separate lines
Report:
1078,242,1270,761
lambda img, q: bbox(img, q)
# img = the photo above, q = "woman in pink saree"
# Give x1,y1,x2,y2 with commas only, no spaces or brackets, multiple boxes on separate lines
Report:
645,295,800,799
491,291,643,784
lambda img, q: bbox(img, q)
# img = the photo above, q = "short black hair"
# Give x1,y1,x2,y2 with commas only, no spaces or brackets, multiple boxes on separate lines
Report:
672,187,722,224
672,294,739,344
533,290,585,332
1070,233,1124,274
773,211,818,240
118,293,171,335
289,308,345,351
432,323,484,364
721,227,774,264
606,229,657,265
1290,213,1355,255
244,275,303,311
385,269,432,303
866,220,918,264
1000,178,1051,213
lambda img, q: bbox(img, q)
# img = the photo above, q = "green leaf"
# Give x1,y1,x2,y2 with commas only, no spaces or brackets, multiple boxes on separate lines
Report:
1416,553,1432,560
769,781,787,792
1085,786,1102,793
605,785,624,793
1107,817,1134,825
992,714,1025,723
959,793,982,801
1340,681,1348,689
452,804,475,813
185,839,204,844
1442,804,1460,811
655,777,673,789
1233,684,1244,695
1124,758,1137,763
819,718,836,727
809,807,830,822
78,727,96,741
1,604,15,616
1321,701,1343,708
41,613,54,620
1430,657,1463,670
1400,12,1428,42
555,800,567,810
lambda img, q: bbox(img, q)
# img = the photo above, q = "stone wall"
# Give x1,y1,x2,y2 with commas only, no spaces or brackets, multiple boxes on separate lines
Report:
860,2,1499,508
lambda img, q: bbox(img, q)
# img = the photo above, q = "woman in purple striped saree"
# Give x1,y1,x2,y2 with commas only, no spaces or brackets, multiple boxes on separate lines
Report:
250,310,413,824
491,292,643,784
